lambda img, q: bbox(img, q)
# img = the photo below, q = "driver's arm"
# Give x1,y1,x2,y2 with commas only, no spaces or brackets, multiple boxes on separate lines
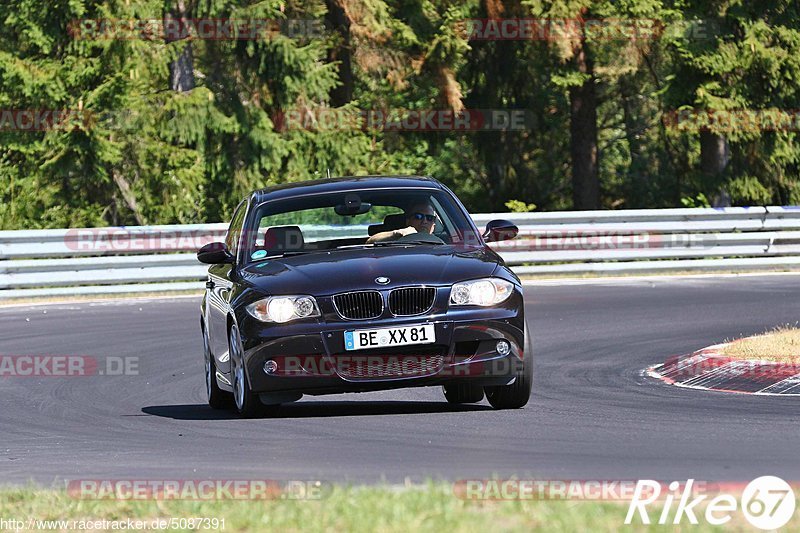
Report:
366,226,417,244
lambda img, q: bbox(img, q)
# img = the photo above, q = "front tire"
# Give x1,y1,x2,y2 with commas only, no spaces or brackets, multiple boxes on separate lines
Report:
442,383,485,404
204,326,231,409
485,324,532,410
229,323,269,418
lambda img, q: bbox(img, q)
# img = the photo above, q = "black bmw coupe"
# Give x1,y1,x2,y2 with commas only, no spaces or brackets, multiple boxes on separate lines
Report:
198,176,531,417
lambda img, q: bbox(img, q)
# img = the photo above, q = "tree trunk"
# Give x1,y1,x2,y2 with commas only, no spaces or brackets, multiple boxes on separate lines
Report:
700,130,731,206
165,1,195,92
621,76,647,206
700,130,729,176
325,0,353,106
112,170,146,225
569,38,600,210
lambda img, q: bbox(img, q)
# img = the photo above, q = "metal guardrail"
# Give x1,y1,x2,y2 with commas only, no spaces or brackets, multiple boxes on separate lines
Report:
1,206,799,298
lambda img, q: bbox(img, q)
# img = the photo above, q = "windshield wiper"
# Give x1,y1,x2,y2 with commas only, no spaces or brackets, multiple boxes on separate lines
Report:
327,242,414,250
328,238,446,251
371,239,445,246
262,250,313,258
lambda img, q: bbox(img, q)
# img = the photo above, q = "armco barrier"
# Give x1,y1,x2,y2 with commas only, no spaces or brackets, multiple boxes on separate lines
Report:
1,206,799,298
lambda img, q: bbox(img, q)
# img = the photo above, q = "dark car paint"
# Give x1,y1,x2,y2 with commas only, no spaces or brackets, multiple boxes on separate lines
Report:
240,246,501,295
200,176,524,398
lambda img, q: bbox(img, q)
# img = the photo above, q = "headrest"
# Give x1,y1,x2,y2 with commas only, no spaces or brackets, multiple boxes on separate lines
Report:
367,213,407,236
264,225,304,251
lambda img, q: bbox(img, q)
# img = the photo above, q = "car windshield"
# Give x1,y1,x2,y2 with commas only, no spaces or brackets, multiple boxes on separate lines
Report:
243,188,480,262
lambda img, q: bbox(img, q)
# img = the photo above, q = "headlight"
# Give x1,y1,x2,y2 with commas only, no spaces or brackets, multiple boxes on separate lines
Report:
246,296,321,323
450,278,514,307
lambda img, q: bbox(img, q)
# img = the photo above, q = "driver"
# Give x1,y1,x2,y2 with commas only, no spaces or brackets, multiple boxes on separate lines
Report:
367,202,436,243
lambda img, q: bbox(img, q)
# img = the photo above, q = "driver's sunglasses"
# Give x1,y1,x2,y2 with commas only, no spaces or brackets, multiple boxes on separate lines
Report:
411,213,436,222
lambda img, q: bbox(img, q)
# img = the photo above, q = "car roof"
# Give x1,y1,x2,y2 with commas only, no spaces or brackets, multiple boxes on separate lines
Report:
251,176,443,202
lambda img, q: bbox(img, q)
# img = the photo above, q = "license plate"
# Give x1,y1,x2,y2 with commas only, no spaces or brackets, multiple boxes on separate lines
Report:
344,324,436,351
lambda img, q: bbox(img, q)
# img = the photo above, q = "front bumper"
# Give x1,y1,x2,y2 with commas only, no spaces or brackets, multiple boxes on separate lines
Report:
239,309,525,396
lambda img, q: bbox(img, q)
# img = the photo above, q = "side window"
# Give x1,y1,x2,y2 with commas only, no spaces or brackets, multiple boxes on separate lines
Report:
225,201,248,258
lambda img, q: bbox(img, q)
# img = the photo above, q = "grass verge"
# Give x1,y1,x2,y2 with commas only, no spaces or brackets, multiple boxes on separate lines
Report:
722,326,800,363
0,484,781,532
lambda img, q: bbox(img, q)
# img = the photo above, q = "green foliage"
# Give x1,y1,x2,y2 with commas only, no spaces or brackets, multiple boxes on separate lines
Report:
505,199,537,213
3,484,761,533
727,175,772,205
680,192,710,208
1,0,800,230
259,205,401,228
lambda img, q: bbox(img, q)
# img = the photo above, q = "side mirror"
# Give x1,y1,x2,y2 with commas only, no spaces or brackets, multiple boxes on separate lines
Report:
483,219,519,243
197,242,234,264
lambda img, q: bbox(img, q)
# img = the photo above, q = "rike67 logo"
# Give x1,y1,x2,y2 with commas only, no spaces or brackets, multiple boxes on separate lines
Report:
626,476,796,529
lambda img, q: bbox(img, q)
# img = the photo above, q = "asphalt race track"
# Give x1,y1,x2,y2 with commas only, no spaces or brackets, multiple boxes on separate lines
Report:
1,274,799,486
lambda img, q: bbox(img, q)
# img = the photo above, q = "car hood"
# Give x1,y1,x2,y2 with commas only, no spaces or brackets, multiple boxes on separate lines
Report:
240,245,499,295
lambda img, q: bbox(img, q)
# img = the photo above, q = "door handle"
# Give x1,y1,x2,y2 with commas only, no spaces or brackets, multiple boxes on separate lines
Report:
206,280,215,290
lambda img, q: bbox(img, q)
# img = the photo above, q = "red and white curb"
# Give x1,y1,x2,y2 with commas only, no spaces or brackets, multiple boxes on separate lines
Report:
647,341,800,395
